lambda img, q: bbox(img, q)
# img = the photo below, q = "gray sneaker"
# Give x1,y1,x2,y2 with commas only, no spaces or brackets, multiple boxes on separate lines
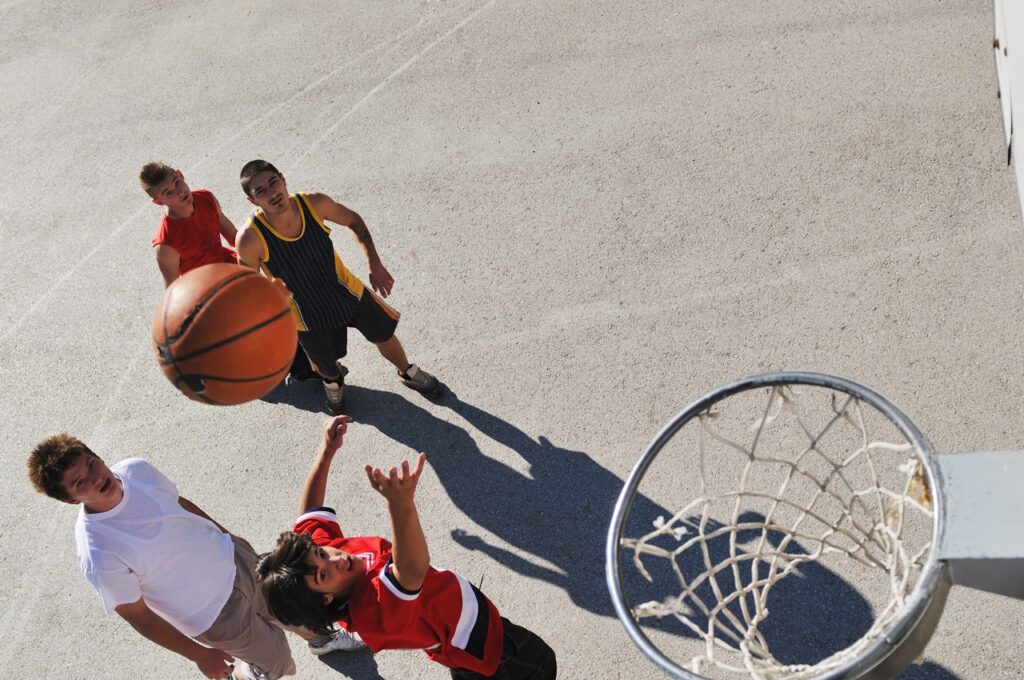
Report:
400,364,442,398
323,362,349,413
308,629,367,655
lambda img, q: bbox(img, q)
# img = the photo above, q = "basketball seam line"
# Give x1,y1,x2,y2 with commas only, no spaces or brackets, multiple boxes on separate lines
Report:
159,306,294,365
160,268,257,346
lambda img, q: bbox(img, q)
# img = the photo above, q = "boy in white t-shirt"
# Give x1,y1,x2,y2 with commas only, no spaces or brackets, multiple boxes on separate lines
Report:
27,434,362,680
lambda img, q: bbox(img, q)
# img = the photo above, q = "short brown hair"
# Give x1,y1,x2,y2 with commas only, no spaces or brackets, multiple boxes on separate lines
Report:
28,434,97,501
139,161,175,197
239,159,282,197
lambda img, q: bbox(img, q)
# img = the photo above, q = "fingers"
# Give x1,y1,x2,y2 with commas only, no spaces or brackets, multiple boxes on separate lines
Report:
364,453,427,495
324,415,352,436
412,452,427,477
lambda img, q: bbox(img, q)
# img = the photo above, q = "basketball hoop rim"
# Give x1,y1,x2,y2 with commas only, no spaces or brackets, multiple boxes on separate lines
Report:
605,371,949,680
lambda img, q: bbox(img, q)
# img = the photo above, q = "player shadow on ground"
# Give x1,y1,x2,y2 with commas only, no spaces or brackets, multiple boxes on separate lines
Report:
263,383,958,676
316,650,385,680
260,378,331,411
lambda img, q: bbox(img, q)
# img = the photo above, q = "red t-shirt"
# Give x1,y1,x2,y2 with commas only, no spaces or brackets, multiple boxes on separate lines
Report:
295,508,503,675
151,189,236,275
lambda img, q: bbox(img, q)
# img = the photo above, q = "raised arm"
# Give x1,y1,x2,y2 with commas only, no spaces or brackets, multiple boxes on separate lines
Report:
308,192,394,297
365,452,429,591
298,415,352,514
115,598,234,679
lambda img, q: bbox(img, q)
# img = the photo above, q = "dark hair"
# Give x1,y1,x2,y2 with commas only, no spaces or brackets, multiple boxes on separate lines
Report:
139,161,175,196
239,159,282,197
28,434,98,501
256,531,348,636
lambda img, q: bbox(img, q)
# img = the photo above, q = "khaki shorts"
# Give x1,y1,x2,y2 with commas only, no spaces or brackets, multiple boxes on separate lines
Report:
195,536,296,679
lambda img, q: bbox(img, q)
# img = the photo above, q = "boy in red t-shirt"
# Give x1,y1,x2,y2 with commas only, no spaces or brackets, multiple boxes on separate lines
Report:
140,161,316,381
140,162,238,287
256,416,557,679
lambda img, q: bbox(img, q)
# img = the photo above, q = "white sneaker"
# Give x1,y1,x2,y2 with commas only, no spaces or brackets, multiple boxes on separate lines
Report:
307,628,367,655
322,363,349,414
323,380,344,413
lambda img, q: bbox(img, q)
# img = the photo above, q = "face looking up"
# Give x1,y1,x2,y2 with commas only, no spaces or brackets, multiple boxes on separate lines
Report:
60,453,123,512
150,170,194,215
246,171,290,216
304,543,365,603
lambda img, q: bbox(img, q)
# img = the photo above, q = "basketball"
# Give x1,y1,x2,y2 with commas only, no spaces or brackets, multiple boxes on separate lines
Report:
152,263,297,405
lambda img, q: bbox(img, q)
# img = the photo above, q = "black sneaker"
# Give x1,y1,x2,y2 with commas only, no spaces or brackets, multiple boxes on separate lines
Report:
400,364,442,398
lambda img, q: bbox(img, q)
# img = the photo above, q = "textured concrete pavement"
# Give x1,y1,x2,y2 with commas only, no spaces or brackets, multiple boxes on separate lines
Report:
1,1,1022,678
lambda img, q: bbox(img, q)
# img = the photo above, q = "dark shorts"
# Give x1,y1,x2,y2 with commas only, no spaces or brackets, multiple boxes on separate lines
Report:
298,289,400,377
450,618,557,680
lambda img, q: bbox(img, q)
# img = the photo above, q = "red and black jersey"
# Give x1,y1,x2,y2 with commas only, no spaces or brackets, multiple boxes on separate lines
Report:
295,508,504,675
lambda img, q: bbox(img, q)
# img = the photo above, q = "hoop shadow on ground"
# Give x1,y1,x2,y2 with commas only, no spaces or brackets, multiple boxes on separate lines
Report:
636,514,959,678
267,383,957,678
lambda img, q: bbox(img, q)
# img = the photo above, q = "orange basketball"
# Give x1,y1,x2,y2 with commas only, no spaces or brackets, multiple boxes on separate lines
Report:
152,263,297,405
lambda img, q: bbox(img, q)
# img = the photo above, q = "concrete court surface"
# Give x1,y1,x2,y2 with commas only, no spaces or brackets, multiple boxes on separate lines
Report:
1,0,1023,678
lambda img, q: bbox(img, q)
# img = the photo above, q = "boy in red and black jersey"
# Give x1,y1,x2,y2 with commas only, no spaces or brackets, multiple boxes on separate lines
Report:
256,417,557,679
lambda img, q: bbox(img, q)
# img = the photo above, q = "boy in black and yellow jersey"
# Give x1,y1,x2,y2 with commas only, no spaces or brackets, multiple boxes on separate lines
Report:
235,160,441,413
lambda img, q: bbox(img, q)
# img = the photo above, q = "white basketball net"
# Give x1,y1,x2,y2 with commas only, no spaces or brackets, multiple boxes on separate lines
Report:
621,385,934,679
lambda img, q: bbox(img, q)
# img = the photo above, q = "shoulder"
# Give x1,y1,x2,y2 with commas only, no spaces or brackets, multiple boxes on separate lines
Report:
237,216,265,241
236,219,266,254
302,192,333,211
294,506,344,541
378,559,422,601
115,457,154,474
151,215,172,244
118,458,178,495
153,243,179,259
192,189,215,204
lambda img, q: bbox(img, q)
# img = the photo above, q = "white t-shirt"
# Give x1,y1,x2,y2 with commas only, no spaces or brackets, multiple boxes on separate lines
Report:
75,458,235,637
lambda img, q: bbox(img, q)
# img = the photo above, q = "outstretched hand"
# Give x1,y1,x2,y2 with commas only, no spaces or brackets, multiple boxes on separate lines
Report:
321,415,353,453
364,452,426,503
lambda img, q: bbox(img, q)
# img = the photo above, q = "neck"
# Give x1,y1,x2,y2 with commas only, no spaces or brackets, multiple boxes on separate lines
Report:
166,203,196,220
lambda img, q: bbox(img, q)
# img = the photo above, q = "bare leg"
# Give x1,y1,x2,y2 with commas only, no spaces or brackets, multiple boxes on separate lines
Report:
375,335,411,373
